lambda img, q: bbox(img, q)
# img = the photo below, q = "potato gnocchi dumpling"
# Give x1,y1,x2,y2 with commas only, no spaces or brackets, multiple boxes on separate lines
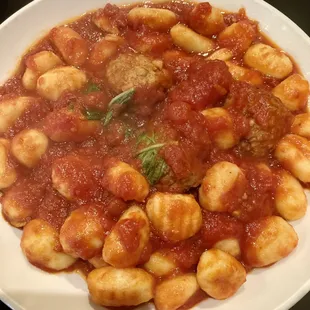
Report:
93,11,119,34
272,74,309,111
202,107,239,149
154,274,200,310
144,251,177,277
102,159,149,202
226,61,263,85
37,66,88,101
11,129,49,168
197,249,246,300
60,205,113,260
128,8,177,31
214,238,241,258
275,134,310,183
208,48,233,61
88,255,109,269
170,24,215,53
146,192,202,242
50,26,89,66
189,3,225,36
103,206,150,268
243,216,298,267
22,51,63,90
0,96,36,134
87,267,155,307
291,113,310,139
21,219,77,271
0,139,17,189
275,170,307,221
199,161,247,212
244,43,293,79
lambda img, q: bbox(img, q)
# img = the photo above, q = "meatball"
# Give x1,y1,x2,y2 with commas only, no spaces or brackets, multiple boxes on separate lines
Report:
226,81,292,157
105,53,171,93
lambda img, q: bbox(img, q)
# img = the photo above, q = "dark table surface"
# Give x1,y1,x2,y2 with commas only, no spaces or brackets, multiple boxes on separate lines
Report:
0,0,309,309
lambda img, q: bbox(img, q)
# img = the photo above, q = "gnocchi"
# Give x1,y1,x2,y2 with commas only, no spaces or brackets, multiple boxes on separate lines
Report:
11,129,49,168
0,139,17,189
102,206,150,268
146,192,202,242
21,219,77,271
214,238,241,258
244,43,293,79
22,51,63,90
87,267,155,307
199,161,247,212
275,170,307,221
144,251,177,277
272,74,309,111
128,8,177,31
60,205,113,260
197,249,246,300
50,26,89,66
291,113,310,138
243,216,298,267
37,66,88,101
154,274,200,310
275,134,310,183
101,159,150,202
208,48,233,61
170,24,215,53
202,107,239,149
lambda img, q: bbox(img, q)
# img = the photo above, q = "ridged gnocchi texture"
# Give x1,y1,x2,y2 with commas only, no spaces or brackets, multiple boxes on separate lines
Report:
146,192,202,242
21,219,77,271
0,139,17,189
154,274,200,310
11,129,49,168
275,170,307,221
102,160,149,202
128,8,177,31
50,26,89,66
291,113,310,139
214,238,241,258
37,66,88,101
60,205,113,260
189,3,225,36
197,249,246,300
103,206,150,268
272,74,309,111
0,96,35,134
226,61,263,86
208,48,233,61
87,267,155,307
244,43,293,79
202,107,238,150
243,216,298,267
199,161,246,212
144,251,177,277
22,51,63,90
43,107,100,142
275,134,310,183
170,24,215,53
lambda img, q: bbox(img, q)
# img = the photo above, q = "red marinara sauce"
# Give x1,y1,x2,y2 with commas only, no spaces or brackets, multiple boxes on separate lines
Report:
0,1,306,309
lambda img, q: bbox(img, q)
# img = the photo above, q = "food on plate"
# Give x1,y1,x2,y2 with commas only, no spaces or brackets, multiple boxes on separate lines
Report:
0,0,309,309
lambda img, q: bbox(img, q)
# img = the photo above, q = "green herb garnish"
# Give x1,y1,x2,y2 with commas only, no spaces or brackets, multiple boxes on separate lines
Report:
124,127,134,140
83,88,135,125
68,103,75,111
136,133,168,185
84,82,101,94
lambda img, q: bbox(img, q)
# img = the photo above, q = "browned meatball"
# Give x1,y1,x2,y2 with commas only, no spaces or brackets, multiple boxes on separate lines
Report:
105,53,171,93
226,81,293,157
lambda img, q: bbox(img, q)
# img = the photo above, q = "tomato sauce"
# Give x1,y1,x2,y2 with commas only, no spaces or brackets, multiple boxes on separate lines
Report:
0,1,307,309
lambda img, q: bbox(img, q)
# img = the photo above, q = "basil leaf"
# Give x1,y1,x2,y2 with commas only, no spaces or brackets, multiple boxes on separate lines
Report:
103,110,113,126
83,109,104,120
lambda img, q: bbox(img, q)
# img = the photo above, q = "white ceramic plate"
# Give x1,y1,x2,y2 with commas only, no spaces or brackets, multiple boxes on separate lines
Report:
1,0,310,309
